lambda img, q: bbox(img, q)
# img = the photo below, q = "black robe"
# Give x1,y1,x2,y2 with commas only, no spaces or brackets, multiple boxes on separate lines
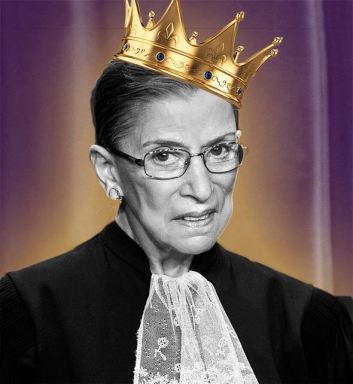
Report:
0,221,352,383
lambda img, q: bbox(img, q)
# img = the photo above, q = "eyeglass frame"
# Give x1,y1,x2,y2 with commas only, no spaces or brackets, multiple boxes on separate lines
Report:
105,140,245,180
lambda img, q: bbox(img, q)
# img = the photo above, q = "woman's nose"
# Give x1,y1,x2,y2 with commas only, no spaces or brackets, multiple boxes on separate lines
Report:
179,155,213,202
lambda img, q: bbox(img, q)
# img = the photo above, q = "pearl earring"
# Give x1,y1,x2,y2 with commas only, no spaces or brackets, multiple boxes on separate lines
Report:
109,188,123,201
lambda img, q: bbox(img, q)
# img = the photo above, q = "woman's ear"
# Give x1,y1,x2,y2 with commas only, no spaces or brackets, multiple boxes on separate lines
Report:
89,144,123,200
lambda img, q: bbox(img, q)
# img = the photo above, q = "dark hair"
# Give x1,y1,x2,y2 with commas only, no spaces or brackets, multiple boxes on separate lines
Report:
90,60,239,150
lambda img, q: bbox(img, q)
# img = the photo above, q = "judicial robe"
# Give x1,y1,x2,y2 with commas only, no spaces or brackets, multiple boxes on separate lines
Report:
0,221,352,383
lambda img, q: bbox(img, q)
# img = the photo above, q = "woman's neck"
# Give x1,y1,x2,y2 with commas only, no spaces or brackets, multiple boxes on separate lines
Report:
115,208,194,277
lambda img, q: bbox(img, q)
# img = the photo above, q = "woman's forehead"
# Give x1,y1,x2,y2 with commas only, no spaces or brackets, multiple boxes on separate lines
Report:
133,90,236,150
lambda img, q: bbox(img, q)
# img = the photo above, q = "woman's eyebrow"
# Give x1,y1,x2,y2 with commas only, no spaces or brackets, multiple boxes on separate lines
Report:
143,139,184,148
204,132,236,147
142,132,235,149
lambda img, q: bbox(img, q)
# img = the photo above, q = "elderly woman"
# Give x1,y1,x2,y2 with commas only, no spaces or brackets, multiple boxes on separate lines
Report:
1,1,352,383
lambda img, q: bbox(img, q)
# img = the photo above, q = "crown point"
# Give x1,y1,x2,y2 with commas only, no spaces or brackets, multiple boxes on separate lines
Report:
235,11,245,22
270,48,279,57
146,10,156,29
234,46,245,61
273,36,283,46
188,31,198,44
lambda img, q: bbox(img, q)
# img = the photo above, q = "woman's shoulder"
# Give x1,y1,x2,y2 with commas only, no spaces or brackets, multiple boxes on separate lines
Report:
0,229,108,319
218,246,353,380
217,244,353,326
6,231,102,286
217,244,314,296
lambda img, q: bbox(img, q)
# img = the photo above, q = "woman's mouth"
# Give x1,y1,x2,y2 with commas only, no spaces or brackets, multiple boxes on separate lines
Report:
182,213,211,222
175,210,215,228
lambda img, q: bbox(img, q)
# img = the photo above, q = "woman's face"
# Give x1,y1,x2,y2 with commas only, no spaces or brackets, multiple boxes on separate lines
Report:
116,89,238,256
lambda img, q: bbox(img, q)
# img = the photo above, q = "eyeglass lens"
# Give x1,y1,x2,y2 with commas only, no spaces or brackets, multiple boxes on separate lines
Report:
144,142,242,179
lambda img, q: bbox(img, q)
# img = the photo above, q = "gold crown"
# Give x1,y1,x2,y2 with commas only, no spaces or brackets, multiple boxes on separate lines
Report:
112,0,283,108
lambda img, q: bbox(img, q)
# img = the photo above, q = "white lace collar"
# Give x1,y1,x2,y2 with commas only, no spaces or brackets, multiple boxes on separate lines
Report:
133,270,259,384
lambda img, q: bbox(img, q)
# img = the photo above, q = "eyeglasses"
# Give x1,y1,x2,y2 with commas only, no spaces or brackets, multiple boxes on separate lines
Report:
106,141,244,180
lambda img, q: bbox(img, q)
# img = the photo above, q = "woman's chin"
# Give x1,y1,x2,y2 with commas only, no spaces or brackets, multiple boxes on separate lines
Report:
171,234,217,256
168,216,224,255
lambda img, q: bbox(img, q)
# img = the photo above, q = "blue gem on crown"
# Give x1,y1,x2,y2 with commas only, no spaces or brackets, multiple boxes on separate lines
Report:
156,52,165,62
123,43,129,51
204,71,212,80
237,88,243,96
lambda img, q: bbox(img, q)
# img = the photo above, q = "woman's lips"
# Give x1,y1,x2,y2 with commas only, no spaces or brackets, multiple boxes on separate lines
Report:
182,213,211,222
174,210,215,228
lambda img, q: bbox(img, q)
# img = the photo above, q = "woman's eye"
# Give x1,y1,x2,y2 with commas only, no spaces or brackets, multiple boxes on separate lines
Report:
150,149,185,166
151,149,178,163
210,144,227,156
155,152,170,162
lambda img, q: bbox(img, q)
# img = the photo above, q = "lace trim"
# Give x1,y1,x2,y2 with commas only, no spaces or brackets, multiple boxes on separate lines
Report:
133,271,258,384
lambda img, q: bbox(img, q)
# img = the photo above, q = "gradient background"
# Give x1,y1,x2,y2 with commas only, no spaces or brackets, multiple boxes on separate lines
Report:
1,0,352,295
